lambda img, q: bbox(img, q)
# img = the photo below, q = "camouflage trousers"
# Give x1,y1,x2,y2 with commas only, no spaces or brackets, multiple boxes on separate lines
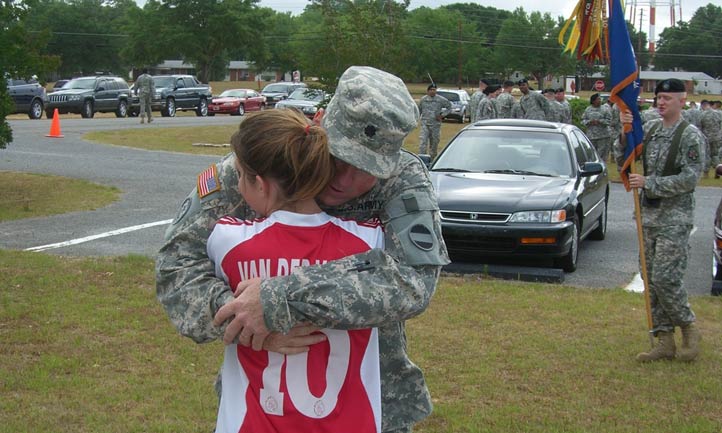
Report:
139,93,153,120
418,121,442,159
706,138,721,171
590,137,611,163
642,225,696,334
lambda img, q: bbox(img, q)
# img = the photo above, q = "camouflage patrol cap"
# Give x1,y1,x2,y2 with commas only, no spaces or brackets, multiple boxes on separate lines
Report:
323,66,419,179
655,78,686,94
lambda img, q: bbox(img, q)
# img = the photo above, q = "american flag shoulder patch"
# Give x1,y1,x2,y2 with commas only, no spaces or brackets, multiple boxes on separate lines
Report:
197,164,221,198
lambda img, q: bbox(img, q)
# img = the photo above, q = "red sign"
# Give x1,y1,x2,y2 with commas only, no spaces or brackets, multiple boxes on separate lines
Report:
594,80,605,91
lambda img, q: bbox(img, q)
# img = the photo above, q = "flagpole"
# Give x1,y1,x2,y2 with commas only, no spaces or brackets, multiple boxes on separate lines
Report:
629,162,655,348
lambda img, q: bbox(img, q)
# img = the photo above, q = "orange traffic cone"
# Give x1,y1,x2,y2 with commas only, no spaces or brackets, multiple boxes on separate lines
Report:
46,108,64,138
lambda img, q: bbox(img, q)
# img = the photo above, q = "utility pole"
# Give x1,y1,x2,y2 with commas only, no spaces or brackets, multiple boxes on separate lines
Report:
457,19,462,89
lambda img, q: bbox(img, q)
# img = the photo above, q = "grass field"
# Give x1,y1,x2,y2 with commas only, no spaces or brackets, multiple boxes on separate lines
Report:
2,250,721,432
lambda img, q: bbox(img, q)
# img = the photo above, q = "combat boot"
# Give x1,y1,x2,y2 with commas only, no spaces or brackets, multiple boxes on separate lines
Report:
636,331,676,362
677,323,701,362
140,117,145,124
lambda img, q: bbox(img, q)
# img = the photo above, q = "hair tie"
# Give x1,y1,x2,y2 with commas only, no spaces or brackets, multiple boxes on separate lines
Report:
305,124,311,136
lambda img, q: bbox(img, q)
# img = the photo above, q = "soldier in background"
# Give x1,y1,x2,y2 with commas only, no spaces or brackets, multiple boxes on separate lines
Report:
555,88,572,124
641,97,662,124
510,87,523,119
608,100,623,164
543,88,564,123
582,93,612,161
682,100,701,128
469,79,489,123
156,65,449,433
699,99,722,177
495,80,516,119
619,78,704,363
418,83,452,160
517,78,549,121
475,84,500,120
135,68,154,124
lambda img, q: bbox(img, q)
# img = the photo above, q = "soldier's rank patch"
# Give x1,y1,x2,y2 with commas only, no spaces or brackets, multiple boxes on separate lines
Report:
409,224,434,251
687,149,699,161
197,164,221,198
172,197,191,224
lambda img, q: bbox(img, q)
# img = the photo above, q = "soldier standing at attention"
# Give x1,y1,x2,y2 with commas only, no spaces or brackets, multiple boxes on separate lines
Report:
517,78,549,121
156,65,449,433
619,78,705,363
418,83,451,160
135,68,154,124
469,79,489,123
582,93,612,161
495,80,516,119
554,88,572,124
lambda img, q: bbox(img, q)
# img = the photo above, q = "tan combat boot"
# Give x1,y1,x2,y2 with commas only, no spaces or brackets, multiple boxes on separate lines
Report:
636,331,676,362
677,323,701,362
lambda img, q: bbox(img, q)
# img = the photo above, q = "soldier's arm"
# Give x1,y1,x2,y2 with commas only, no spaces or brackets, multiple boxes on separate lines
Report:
155,154,241,343
645,127,705,198
260,155,449,333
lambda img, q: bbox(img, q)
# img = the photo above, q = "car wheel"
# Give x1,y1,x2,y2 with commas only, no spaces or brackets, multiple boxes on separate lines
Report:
555,215,579,272
195,98,208,117
162,98,176,117
237,104,245,116
115,100,128,118
81,100,94,118
260,103,266,111
589,198,607,241
45,109,55,119
28,98,44,119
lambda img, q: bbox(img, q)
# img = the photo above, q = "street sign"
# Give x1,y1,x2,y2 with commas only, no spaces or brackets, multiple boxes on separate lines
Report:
594,80,605,91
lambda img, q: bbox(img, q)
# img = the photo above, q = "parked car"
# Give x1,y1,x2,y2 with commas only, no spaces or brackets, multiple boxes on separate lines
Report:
261,82,307,108
149,75,212,117
50,79,70,93
208,88,265,116
275,88,326,119
45,76,132,118
428,119,609,272
7,77,46,119
712,172,722,296
437,88,470,123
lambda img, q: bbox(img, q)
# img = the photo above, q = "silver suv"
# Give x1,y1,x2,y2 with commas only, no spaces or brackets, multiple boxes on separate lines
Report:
437,89,470,123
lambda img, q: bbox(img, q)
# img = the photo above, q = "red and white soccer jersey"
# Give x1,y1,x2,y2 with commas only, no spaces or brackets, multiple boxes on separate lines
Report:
207,210,384,433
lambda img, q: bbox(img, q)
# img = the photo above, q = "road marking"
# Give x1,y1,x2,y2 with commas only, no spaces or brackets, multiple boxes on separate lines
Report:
624,273,644,293
690,226,697,236
24,219,173,252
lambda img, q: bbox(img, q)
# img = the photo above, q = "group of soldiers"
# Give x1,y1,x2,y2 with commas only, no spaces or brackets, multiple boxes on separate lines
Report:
681,99,722,176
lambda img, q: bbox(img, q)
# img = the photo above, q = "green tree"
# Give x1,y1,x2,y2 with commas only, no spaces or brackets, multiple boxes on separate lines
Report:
1,0,59,149
655,4,722,77
246,8,300,78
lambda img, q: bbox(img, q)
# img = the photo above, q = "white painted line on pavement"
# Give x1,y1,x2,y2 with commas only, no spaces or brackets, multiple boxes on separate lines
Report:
24,219,173,252
624,273,645,293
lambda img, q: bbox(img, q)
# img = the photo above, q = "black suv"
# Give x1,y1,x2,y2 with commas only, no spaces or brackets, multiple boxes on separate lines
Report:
261,82,307,108
149,75,212,117
45,76,132,118
7,78,46,119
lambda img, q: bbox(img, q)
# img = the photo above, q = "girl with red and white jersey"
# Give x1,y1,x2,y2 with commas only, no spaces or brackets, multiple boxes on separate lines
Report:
207,109,383,433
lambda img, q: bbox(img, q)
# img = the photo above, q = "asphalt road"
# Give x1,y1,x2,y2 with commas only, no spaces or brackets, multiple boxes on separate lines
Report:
1,116,719,295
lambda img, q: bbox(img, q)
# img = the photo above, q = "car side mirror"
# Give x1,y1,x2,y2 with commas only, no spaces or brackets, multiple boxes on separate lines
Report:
579,162,604,177
418,154,432,168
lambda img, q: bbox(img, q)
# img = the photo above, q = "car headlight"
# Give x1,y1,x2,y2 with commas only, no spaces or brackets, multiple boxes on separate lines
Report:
68,95,81,101
509,210,566,223
302,106,318,114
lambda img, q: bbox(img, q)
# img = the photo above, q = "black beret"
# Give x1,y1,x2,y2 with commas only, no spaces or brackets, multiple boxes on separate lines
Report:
556,87,565,93
427,83,437,90
518,78,528,85
480,79,490,86
590,93,600,103
503,80,515,87
543,88,555,94
655,78,685,94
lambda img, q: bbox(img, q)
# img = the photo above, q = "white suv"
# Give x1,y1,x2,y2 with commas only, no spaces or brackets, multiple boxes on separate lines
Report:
436,88,470,123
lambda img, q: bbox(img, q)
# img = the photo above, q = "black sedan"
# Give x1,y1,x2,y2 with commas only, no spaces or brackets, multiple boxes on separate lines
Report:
429,119,609,272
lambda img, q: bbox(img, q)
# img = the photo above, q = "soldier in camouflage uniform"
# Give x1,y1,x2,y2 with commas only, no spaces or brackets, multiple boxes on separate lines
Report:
682,101,701,128
543,88,564,123
475,85,500,120
495,80,516,119
418,83,452,160
555,88,572,124
582,93,612,161
620,79,704,363
517,78,549,121
156,66,449,433
641,97,662,124
699,100,722,175
608,101,623,164
135,68,154,124
469,79,488,123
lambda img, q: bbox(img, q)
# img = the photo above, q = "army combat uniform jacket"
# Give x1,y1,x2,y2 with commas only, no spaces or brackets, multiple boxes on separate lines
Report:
156,151,450,432
519,91,549,121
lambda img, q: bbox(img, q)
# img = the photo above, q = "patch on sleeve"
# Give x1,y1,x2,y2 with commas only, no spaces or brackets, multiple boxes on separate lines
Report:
172,197,191,224
687,148,699,161
408,224,434,251
197,164,221,198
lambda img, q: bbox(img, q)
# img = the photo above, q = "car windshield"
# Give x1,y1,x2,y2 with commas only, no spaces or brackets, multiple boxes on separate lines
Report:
288,89,324,101
264,84,290,93
433,129,572,177
219,89,247,98
64,78,97,90
153,77,176,88
437,91,460,102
